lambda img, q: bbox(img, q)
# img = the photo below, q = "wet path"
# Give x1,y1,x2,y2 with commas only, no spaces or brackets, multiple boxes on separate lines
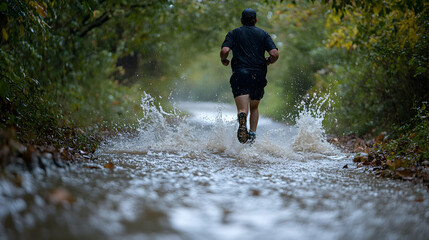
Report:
1,100,428,240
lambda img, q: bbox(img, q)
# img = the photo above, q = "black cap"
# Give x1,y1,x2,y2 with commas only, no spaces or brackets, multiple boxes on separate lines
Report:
242,8,256,19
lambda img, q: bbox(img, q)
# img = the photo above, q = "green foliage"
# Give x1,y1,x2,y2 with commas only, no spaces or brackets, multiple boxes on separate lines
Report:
382,103,429,167
315,0,426,16
0,0,185,145
313,0,429,135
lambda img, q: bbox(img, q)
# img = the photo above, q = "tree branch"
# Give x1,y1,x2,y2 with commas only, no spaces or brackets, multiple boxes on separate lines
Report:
75,1,159,38
78,11,111,37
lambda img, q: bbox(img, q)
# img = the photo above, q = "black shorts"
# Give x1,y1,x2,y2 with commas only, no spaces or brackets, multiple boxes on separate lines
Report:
230,68,267,100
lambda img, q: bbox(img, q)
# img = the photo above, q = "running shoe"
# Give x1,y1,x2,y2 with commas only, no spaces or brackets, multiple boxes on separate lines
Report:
247,131,256,144
237,112,248,143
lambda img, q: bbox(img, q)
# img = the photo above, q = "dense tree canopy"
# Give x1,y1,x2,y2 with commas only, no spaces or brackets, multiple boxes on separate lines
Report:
1,0,428,145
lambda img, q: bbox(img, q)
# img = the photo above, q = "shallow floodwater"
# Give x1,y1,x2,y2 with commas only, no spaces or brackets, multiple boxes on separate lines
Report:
1,97,429,240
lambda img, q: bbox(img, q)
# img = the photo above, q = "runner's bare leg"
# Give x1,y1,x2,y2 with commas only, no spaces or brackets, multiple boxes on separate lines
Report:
234,94,250,115
249,99,260,132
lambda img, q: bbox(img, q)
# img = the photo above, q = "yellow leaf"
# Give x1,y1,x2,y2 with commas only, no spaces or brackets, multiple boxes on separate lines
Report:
29,1,47,18
19,25,24,37
353,27,358,36
408,27,417,41
369,36,377,45
373,4,382,15
345,42,352,50
1,29,7,41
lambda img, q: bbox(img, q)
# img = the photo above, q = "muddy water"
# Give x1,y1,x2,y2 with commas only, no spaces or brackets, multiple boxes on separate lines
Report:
1,97,429,240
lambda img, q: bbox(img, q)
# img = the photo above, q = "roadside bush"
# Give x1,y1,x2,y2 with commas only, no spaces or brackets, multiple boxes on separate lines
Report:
314,1,429,136
383,103,429,167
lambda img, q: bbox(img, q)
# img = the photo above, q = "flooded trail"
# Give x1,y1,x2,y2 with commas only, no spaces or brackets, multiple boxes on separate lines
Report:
1,98,429,240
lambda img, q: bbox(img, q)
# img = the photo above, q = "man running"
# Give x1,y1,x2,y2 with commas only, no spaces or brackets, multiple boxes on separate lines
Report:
220,8,279,144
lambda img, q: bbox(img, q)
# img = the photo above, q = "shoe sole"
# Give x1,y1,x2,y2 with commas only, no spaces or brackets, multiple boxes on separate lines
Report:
237,113,248,143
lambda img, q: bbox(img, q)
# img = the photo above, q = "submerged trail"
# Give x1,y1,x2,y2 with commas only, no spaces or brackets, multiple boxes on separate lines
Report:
1,95,428,240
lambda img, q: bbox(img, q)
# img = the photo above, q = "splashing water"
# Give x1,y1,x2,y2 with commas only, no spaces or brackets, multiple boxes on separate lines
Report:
2,92,429,240
292,94,335,154
138,92,176,142
103,92,337,162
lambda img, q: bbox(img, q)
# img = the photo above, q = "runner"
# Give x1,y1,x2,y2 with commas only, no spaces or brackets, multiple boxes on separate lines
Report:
220,8,279,143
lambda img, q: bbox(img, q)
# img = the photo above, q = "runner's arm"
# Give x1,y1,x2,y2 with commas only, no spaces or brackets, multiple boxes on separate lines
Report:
220,47,231,66
266,49,279,65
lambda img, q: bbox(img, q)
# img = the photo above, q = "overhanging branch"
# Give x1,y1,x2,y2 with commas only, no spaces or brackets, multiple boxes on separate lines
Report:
78,11,111,37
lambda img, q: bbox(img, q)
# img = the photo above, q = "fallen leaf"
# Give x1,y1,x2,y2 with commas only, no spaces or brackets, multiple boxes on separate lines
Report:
48,188,76,204
394,158,403,168
83,164,102,169
251,189,260,196
421,169,429,182
104,162,115,170
353,153,368,163
376,133,385,143
13,173,22,187
371,159,381,166
396,168,414,180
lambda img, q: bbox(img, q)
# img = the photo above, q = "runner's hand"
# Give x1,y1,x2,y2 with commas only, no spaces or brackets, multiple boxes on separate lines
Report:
221,59,230,66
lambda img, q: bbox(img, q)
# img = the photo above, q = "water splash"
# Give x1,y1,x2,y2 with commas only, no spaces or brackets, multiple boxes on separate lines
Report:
138,92,175,142
292,93,335,155
101,92,337,161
